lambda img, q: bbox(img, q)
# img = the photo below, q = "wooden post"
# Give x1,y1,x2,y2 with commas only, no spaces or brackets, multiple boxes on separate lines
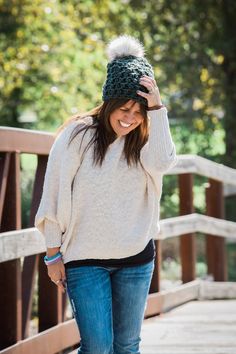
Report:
150,240,161,293
36,157,64,332
0,153,22,349
22,155,48,338
205,179,227,281
179,174,196,283
38,254,63,331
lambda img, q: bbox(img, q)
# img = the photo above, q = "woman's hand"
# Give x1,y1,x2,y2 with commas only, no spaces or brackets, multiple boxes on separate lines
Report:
47,260,66,293
137,75,163,108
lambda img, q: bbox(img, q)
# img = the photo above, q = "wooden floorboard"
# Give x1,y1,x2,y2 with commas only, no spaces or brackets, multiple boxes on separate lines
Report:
140,299,236,354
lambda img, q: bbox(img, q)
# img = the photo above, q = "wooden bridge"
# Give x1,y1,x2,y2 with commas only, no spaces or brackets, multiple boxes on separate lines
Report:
140,296,236,354
0,126,236,353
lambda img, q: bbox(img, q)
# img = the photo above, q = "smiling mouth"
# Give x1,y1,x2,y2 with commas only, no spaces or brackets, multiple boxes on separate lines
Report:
119,120,132,128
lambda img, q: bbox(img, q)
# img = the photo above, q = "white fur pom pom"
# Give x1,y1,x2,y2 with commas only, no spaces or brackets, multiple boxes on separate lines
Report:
106,35,145,62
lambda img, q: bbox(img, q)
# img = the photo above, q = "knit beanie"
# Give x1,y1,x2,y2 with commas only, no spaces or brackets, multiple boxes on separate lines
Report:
102,35,154,107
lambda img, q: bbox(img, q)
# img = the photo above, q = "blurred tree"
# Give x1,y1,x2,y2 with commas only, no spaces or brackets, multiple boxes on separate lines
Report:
0,0,105,130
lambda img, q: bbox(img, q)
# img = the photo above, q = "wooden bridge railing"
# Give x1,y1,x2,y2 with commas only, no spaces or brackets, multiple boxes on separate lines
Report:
0,126,236,353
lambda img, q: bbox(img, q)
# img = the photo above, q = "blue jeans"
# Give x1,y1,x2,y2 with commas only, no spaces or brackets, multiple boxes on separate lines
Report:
65,259,154,354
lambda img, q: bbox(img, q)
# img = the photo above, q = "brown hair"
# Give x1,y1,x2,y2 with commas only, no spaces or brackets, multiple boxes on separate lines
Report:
56,99,149,167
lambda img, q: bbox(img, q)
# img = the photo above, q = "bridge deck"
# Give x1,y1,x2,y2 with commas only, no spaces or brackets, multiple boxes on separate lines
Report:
140,299,236,354
70,299,236,354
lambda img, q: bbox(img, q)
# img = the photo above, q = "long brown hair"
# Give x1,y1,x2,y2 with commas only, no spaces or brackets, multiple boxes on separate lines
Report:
57,99,149,167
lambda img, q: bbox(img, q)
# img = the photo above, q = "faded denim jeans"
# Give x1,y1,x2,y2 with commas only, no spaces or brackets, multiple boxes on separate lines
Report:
65,259,154,354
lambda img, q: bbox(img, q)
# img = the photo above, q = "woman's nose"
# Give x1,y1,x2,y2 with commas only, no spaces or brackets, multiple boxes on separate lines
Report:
125,112,136,123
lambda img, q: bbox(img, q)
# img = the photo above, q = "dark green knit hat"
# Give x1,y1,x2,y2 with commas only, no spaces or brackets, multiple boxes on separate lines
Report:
102,35,154,107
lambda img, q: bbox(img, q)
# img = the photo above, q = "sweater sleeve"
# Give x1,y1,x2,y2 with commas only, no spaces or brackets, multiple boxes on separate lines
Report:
34,121,86,248
140,107,177,176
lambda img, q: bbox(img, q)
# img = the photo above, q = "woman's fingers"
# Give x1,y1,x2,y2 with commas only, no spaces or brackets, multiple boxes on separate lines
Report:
47,261,66,292
59,264,67,291
137,75,162,107
139,78,154,92
140,75,157,84
52,277,66,292
60,263,66,281
141,75,157,86
57,279,66,292
137,90,149,98
51,278,65,292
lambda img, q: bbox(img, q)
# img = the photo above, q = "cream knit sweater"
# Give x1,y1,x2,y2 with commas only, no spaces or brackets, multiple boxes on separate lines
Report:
35,107,176,263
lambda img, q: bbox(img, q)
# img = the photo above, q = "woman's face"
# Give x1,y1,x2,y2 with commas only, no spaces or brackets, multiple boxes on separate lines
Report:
109,100,144,137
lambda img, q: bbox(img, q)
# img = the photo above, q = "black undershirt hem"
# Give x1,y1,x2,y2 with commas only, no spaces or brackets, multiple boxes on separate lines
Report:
65,239,155,268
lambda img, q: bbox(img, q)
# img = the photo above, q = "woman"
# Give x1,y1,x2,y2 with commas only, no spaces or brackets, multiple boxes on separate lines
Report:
35,35,176,354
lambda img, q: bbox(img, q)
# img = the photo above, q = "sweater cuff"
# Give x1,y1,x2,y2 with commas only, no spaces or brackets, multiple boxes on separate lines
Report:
44,220,62,248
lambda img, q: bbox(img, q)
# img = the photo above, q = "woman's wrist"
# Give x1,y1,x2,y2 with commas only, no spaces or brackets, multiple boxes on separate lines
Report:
147,104,165,111
46,247,60,257
44,251,62,266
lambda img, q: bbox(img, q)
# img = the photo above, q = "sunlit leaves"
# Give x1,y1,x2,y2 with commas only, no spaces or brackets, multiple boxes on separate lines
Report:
0,0,106,128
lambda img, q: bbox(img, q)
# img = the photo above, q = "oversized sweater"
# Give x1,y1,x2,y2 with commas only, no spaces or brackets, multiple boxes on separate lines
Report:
34,107,177,263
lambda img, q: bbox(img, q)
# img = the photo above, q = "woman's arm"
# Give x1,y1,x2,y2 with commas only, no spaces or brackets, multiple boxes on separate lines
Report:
46,247,66,292
140,107,177,175
46,246,60,257
137,76,177,175
34,121,83,249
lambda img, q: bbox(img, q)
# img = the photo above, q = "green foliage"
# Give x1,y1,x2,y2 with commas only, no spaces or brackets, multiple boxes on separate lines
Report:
161,175,179,218
21,154,37,227
227,243,236,281
0,0,106,130
161,258,181,282
161,258,207,282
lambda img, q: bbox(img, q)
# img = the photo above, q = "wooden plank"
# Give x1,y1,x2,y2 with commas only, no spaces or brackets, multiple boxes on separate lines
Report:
0,153,11,225
206,179,227,281
0,228,45,262
224,184,236,197
147,280,236,319
140,299,236,354
145,280,200,317
170,154,236,186
0,153,22,349
0,127,53,155
0,319,80,354
22,255,39,339
0,260,22,349
158,213,236,240
199,281,236,300
179,174,196,283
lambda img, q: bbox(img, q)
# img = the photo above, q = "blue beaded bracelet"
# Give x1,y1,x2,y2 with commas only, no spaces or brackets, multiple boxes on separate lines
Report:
44,251,62,266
